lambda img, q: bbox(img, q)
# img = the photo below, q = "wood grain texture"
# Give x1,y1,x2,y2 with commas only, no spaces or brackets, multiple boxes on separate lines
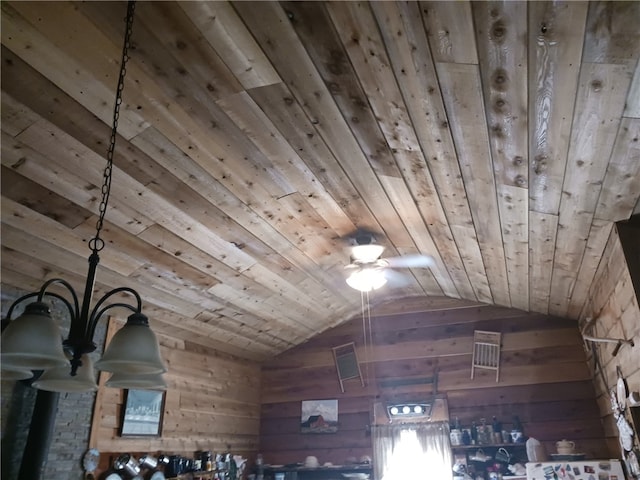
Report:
91,323,261,462
259,298,611,464
1,0,639,366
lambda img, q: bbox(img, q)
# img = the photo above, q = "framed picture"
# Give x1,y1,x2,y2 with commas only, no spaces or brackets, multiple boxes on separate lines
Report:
119,389,166,437
301,399,338,433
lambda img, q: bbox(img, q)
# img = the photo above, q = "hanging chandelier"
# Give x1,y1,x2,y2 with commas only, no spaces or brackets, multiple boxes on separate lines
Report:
0,1,166,392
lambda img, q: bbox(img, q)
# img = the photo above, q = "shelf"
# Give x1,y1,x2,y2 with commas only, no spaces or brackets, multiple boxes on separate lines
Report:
264,465,372,473
451,443,526,450
166,470,216,480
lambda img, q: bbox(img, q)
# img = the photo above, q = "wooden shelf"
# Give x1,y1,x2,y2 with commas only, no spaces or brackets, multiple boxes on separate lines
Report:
451,443,526,450
166,470,216,480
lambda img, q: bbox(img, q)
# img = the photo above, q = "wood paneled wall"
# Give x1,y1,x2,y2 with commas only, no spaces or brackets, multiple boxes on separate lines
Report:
580,223,640,454
93,318,261,473
259,297,610,465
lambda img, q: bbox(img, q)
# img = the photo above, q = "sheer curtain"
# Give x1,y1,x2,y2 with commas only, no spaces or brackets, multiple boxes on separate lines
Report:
372,422,452,480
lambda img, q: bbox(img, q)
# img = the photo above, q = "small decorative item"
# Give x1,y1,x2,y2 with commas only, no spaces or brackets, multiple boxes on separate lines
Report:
120,389,166,437
470,330,501,382
301,399,338,433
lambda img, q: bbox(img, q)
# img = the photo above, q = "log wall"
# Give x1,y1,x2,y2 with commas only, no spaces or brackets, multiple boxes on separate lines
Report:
580,222,640,454
259,298,610,465
93,318,261,474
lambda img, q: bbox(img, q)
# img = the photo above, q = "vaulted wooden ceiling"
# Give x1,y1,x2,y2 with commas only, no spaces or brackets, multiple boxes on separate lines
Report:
1,1,639,361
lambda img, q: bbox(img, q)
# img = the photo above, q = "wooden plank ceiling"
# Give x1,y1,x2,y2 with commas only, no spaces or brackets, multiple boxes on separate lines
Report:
1,1,639,362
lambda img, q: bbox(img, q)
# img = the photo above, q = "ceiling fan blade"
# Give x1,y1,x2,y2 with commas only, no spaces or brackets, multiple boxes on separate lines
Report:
383,254,434,269
383,269,412,287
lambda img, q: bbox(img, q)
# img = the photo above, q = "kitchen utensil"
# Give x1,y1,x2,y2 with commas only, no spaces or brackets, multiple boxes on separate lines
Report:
469,449,491,462
139,455,158,470
495,448,510,463
113,454,141,477
556,439,575,454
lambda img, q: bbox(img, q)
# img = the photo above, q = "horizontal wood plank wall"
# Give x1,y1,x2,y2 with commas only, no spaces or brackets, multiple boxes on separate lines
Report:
259,298,610,465
580,223,640,454
94,319,261,474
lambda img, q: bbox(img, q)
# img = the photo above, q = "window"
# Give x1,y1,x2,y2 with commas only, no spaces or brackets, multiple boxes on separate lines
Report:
372,422,452,480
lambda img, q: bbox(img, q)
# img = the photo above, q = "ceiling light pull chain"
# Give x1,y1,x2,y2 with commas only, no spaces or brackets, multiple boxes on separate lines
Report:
91,0,136,255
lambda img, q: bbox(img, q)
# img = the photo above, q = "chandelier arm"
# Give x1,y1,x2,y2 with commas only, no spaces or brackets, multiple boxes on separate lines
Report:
4,291,78,325
37,278,81,318
86,287,142,341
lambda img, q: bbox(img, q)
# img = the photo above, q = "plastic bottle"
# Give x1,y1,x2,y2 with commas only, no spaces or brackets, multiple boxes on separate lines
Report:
256,453,264,480
229,455,237,480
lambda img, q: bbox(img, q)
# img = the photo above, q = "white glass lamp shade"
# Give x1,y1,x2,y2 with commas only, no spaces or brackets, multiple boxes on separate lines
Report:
106,371,167,390
351,244,384,263
32,354,98,392
346,268,387,292
1,367,34,381
0,301,69,371
95,313,166,374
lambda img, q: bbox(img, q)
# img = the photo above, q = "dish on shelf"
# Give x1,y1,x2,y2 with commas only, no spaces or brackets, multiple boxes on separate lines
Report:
617,376,628,410
105,474,124,480
627,450,640,476
342,474,370,479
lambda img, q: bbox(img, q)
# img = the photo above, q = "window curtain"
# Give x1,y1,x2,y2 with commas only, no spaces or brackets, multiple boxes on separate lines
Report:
372,422,452,480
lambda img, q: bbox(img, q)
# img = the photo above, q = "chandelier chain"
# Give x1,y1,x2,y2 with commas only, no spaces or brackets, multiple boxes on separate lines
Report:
90,0,137,253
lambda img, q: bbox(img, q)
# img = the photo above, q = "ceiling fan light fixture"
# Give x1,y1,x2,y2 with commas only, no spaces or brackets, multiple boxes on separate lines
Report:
346,268,387,292
351,244,385,263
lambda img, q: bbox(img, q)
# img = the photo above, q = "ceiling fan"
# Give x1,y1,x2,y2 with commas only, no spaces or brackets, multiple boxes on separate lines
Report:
344,231,434,292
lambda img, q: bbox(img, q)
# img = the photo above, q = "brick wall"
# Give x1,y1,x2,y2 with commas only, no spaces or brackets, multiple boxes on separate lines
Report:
1,285,105,480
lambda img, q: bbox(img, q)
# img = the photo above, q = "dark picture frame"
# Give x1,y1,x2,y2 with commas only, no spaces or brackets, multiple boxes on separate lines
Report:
119,389,166,437
300,399,338,434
